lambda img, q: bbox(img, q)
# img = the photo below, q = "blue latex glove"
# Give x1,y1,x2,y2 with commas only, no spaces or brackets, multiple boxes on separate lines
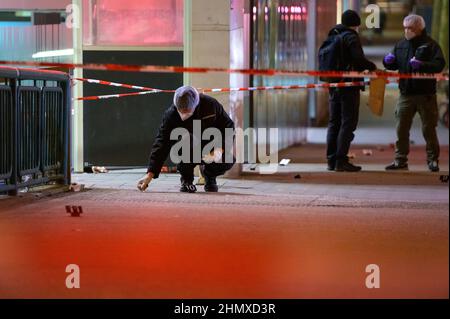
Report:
409,57,423,71
383,53,396,65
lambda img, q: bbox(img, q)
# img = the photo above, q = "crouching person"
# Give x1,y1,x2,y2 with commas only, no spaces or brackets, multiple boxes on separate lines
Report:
137,86,235,193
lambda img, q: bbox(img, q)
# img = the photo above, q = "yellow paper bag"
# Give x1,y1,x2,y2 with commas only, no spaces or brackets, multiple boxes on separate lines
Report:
369,78,387,116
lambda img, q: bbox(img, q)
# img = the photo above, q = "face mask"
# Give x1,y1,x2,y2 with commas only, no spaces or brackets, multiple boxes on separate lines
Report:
405,30,417,40
178,111,194,121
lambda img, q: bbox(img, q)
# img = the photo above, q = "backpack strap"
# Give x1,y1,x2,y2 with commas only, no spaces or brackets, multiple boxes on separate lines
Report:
332,29,351,81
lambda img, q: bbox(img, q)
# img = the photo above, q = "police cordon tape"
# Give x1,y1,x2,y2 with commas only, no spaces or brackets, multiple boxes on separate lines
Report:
75,89,164,101
73,77,174,93
73,78,371,101
1,59,448,81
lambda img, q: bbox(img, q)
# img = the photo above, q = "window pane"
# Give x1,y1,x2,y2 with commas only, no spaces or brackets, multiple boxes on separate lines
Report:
83,0,183,47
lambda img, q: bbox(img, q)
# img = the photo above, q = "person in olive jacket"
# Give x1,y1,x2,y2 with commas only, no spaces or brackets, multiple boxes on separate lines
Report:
138,86,235,193
383,14,446,172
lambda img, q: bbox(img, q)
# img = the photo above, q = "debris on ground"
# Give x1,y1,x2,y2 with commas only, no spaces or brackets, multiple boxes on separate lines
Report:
18,174,32,193
92,166,108,174
69,183,85,192
161,166,178,173
362,149,373,156
84,164,108,174
279,159,291,166
66,205,83,217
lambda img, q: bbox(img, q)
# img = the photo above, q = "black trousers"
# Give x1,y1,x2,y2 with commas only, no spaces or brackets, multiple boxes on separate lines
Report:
326,88,360,163
177,162,235,184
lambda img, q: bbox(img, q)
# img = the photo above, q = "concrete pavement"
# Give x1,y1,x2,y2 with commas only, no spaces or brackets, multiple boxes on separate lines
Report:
0,144,448,299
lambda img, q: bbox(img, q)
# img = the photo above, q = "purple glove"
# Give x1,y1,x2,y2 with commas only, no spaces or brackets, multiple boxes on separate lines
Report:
409,57,423,71
383,53,396,65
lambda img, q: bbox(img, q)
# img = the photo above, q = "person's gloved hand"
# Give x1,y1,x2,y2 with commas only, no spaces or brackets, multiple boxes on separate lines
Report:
137,172,154,192
409,57,423,71
383,53,396,65
202,148,223,164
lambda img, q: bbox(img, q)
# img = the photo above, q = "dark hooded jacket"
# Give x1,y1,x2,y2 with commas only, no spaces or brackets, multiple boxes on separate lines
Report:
383,29,446,95
330,24,377,73
328,24,377,87
147,94,235,178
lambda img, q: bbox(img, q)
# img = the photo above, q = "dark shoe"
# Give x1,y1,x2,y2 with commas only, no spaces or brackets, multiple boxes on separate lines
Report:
327,160,336,171
204,182,218,192
428,161,440,172
335,161,362,172
180,182,197,193
200,165,219,192
180,176,197,193
385,161,409,171
204,175,218,192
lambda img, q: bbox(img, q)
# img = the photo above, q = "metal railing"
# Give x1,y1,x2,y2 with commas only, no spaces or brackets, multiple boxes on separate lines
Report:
0,66,71,195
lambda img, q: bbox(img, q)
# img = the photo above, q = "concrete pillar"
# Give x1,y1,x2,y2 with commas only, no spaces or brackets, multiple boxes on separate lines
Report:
337,0,343,22
338,0,361,24
349,0,361,12
184,0,244,177
72,0,84,173
307,0,317,122
438,0,449,65
227,0,249,177
184,0,230,110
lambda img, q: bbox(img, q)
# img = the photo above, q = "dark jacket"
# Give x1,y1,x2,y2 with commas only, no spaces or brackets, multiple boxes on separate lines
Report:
147,94,235,178
383,30,446,95
329,24,377,88
331,24,377,73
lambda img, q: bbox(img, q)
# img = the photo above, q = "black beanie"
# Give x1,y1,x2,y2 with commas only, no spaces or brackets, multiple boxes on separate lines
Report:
342,10,361,27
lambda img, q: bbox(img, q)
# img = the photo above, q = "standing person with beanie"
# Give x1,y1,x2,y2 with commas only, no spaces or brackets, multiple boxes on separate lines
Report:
324,10,377,172
383,14,446,172
137,86,235,193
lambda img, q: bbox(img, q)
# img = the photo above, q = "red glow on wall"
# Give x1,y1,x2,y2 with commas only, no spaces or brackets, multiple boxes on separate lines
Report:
83,0,183,47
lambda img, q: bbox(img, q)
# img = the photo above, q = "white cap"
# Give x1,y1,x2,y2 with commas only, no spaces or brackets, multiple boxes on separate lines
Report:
173,86,200,112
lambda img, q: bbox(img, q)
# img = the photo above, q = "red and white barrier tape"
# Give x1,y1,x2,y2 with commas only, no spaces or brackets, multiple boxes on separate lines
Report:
76,89,164,101
200,81,368,93
74,81,369,101
2,60,448,81
73,77,173,93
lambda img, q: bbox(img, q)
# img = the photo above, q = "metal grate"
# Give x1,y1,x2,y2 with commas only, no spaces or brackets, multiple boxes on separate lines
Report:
17,87,41,177
0,66,70,195
42,88,64,172
0,86,13,181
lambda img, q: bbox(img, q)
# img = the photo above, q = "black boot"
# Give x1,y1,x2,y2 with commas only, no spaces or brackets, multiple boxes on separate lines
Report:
180,177,197,193
385,161,409,171
327,160,336,171
335,160,362,172
200,166,219,192
204,176,218,192
428,161,440,172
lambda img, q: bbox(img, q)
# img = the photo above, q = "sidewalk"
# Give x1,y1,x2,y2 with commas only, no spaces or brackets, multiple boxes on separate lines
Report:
64,143,449,203
0,144,448,299
0,177,447,299
69,168,448,203
245,143,450,186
